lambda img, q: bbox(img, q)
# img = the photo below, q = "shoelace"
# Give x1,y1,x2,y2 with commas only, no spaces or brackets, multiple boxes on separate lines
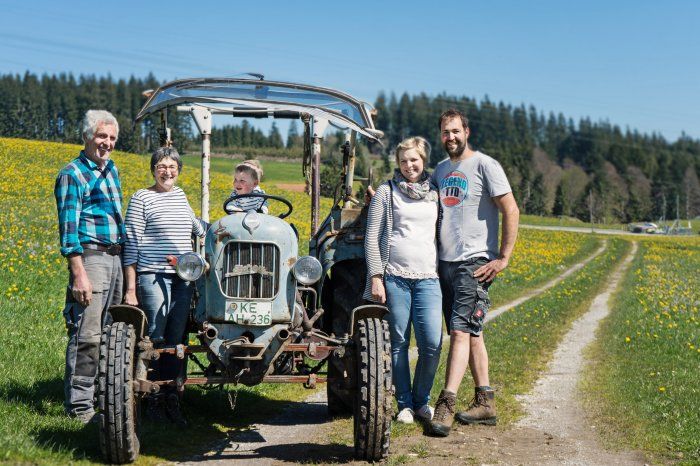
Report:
434,396,455,421
468,392,488,409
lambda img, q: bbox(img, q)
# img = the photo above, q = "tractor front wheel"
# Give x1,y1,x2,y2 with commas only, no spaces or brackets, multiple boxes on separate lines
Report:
353,317,392,461
98,322,141,464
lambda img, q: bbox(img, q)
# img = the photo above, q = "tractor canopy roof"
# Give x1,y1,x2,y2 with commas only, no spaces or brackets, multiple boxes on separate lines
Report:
135,77,382,141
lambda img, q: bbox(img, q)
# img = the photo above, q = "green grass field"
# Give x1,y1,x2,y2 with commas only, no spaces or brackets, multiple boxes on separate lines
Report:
0,138,326,464
2,137,698,464
332,237,630,447
583,236,700,465
179,153,306,185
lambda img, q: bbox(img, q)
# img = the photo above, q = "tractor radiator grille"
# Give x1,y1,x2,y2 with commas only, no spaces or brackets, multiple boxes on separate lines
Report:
221,242,280,298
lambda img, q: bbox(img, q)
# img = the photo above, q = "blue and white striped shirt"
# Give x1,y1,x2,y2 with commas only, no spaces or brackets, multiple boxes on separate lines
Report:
227,186,269,213
123,187,206,273
54,151,125,256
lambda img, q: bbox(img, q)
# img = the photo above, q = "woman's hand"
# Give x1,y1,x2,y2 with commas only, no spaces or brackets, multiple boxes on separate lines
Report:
123,289,138,306
123,264,138,306
371,276,386,304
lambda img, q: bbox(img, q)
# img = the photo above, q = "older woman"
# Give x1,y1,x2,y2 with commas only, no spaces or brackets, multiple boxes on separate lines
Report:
123,146,205,425
364,136,442,424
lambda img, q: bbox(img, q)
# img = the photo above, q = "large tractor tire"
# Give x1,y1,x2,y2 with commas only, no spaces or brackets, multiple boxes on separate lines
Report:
327,355,353,416
98,322,141,464
353,317,392,462
325,260,365,417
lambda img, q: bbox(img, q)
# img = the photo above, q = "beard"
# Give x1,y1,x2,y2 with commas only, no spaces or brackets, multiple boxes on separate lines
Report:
444,139,467,158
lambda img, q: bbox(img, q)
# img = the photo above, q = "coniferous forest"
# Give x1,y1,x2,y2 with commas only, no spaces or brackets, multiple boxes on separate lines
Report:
1,72,698,223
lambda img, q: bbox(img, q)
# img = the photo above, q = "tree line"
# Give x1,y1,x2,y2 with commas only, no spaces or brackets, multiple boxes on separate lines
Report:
1,72,698,222
374,92,700,223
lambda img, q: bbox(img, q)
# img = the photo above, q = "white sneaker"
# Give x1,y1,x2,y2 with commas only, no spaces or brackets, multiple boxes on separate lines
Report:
414,404,434,422
395,407,415,424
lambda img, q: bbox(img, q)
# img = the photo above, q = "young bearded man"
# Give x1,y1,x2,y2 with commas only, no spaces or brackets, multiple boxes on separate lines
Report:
428,109,520,437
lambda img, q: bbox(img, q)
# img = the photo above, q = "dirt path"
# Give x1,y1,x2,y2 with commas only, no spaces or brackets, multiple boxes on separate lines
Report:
486,239,607,323
521,223,657,237
273,183,306,193
511,241,644,465
389,241,647,465
178,239,643,465
407,239,607,361
176,389,354,465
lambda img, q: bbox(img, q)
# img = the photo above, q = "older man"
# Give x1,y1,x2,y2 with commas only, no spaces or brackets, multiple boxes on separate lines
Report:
429,109,520,436
55,110,125,423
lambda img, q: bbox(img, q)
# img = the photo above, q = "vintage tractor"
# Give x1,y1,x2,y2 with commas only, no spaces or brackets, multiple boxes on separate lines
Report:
98,77,392,463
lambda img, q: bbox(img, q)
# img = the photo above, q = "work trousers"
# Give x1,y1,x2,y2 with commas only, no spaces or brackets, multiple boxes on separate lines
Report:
62,250,122,416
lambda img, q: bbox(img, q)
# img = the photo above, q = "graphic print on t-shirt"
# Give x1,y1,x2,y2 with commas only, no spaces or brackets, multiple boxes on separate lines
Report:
439,170,468,207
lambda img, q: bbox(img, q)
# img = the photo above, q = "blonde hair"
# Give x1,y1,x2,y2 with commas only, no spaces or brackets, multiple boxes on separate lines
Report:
235,159,264,183
395,136,431,165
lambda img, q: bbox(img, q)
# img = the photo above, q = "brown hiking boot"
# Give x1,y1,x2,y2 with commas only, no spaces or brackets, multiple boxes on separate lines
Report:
455,388,497,425
428,389,457,437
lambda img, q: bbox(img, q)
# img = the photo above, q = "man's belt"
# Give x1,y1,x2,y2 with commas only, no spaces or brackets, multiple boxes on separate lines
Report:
82,242,122,256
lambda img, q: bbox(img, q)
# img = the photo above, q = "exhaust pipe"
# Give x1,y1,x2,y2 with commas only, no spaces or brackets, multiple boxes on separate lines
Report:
276,328,290,341
204,324,218,340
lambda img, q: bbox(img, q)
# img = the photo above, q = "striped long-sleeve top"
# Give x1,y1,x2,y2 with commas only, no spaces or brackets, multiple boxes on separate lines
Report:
123,187,206,273
363,182,394,302
226,186,269,213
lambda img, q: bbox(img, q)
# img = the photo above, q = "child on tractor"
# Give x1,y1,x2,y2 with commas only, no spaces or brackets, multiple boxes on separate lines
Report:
227,159,269,213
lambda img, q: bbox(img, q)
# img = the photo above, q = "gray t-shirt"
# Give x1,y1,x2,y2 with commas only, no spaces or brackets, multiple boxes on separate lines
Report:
431,151,511,262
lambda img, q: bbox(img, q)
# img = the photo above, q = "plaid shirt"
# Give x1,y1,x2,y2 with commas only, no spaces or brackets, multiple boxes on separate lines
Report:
54,151,126,256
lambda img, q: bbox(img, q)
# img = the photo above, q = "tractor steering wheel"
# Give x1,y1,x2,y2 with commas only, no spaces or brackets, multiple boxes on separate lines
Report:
223,192,293,219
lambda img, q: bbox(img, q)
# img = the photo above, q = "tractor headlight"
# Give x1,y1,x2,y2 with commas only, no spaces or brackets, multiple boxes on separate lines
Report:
176,252,207,281
292,256,322,285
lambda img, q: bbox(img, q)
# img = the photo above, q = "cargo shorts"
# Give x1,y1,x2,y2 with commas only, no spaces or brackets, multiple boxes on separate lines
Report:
439,257,492,335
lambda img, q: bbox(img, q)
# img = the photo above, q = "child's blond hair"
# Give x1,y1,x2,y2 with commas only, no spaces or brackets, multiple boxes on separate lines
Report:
235,159,264,183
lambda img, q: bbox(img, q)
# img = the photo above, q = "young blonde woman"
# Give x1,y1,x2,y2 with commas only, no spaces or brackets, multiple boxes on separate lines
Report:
364,136,442,424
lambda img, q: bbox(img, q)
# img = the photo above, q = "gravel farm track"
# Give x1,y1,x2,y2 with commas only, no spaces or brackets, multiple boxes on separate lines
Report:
175,232,651,466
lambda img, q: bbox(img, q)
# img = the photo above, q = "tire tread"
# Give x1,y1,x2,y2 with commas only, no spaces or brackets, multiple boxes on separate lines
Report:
353,317,391,461
98,322,140,464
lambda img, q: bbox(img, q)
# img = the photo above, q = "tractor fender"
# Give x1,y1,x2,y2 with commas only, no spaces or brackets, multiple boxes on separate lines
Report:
349,304,388,337
108,304,148,340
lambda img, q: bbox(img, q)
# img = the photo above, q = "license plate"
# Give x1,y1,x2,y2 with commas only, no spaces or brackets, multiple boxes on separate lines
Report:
226,301,272,326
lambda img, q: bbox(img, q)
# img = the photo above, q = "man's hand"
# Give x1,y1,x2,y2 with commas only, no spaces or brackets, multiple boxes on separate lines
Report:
371,275,386,304
473,258,509,283
71,271,93,307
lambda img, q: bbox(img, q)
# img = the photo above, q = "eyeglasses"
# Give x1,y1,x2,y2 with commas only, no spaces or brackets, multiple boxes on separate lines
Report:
155,164,179,172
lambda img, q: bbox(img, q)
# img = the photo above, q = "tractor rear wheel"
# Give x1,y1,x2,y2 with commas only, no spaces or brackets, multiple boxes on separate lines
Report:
325,260,365,416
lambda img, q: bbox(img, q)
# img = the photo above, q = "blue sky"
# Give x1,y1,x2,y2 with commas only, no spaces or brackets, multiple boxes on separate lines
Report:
1,0,698,141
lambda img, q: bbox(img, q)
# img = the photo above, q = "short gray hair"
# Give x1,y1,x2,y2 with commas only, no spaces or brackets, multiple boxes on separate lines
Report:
81,110,119,140
150,146,183,173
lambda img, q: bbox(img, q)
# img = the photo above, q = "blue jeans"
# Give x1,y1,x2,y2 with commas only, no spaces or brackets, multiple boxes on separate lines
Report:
384,275,443,411
137,272,193,382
